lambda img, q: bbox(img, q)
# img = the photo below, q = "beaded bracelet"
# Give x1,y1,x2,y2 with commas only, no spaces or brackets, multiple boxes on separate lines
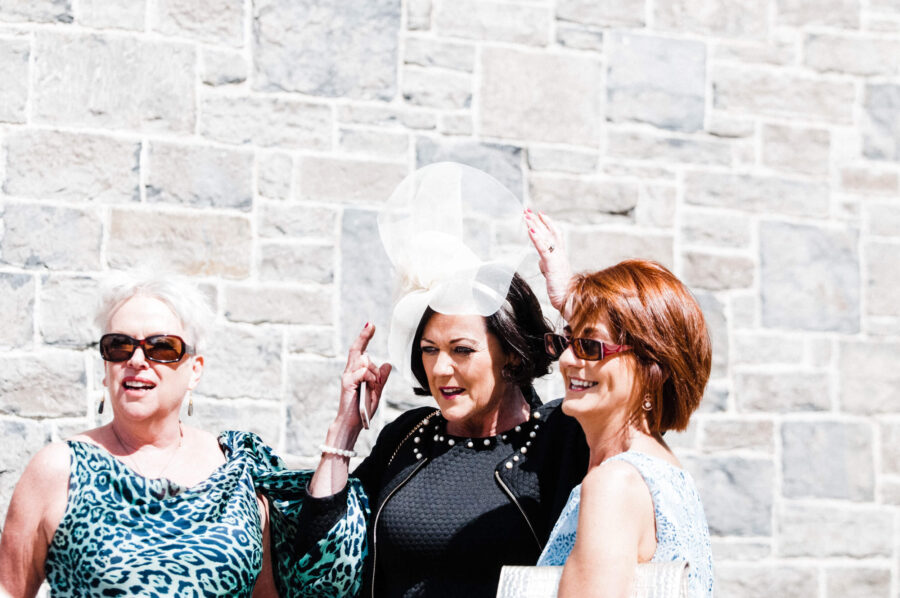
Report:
318,444,358,458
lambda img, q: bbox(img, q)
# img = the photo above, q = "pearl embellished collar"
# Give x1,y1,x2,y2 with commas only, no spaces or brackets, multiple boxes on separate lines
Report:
411,409,544,465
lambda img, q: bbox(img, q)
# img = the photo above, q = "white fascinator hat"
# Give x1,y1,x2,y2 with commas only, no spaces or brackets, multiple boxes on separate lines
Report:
377,162,530,386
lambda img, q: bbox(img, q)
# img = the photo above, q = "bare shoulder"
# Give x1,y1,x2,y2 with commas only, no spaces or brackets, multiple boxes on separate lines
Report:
581,459,649,502
22,441,71,487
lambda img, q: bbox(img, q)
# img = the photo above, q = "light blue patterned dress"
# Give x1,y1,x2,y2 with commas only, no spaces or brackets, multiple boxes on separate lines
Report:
537,451,713,597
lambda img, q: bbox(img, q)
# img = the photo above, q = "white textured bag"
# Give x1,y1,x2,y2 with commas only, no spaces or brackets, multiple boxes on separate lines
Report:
496,562,689,598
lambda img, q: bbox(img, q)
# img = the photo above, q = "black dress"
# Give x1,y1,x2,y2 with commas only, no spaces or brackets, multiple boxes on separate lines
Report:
299,389,589,598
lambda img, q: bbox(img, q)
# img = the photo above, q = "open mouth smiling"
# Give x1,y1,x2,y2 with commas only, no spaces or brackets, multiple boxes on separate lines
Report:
123,378,156,391
568,377,598,392
439,386,464,399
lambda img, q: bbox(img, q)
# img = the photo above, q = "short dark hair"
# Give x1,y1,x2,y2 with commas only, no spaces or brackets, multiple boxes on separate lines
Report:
410,273,553,396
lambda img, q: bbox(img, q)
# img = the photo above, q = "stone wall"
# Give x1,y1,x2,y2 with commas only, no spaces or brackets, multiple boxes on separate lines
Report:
1,0,899,595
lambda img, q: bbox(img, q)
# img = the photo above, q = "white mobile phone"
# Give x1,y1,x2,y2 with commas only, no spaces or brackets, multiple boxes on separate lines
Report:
359,354,370,429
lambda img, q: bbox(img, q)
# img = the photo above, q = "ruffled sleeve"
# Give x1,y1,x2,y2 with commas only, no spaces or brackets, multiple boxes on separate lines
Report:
219,431,369,598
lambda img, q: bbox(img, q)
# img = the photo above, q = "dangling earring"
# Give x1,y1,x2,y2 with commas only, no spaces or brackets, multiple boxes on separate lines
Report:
642,395,652,411
97,394,105,414
187,391,194,417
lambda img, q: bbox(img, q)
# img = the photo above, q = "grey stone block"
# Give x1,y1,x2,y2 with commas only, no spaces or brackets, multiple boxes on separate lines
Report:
0,37,28,123
714,65,855,123
683,455,773,535
863,84,900,162
528,175,638,223
339,128,409,160
843,168,899,196
0,351,86,417
685,172,829,217
297,157,407,204
433,0,551,45
568,230,673,273
0,419,51,525
257,153,293,200
286,326,335,357
778,504,892,557
480,47,601,146
606,130,730,165
866,242,900,316
805,33,900,76
32,32,195,133
557,0,645,26
607,33,706,132
760,221,859,333
4,130,140,202
732,332,805,365
438,114,473,137
735,372,830,412
556,23,604,51
826,568,892,598
200,323,282,399
762,124,831,175
145,142,253,210
2,204,102,270
39,275,99,347
681,209,752,248
634,185,677,228
340,209,393,359
108,209,251,278
880,421,900,475
782,421,874,501
407,0,430,30
715,565,817,598
0,0,71,22
401,66,471,109
710,538,771,560
77,0,144,29
777,0,860,27
253,0,399,100
0,273,33,348
702,419,773,453
527,147,597,174
259,243,334,284
285,357,345,456
337,103,436,130
224,284,331,326
839,340,900,414
189,397,281,448
201,48,248,86
695,291,727,378
257,202,337,241
654,0,768,38
155,0,243,46
200,94,331,150
416,137,523,199
682,252,754,291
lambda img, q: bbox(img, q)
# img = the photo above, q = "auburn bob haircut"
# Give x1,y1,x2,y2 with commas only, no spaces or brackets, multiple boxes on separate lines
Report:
566,260,712,435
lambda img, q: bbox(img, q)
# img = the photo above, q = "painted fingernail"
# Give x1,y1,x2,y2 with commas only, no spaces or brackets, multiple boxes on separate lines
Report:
364,322,369,328
529,228,535,233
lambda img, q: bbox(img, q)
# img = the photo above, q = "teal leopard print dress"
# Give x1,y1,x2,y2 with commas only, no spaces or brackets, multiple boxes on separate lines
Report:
44,431,368,598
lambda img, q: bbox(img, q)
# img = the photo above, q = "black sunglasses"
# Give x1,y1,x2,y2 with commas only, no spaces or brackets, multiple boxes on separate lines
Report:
544,332,630,362
99,333,194,364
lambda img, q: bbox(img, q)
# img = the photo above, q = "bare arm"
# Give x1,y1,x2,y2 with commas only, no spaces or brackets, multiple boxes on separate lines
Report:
557,461,657,598
308,323,392,498
0,443,70,598
524,210,573,315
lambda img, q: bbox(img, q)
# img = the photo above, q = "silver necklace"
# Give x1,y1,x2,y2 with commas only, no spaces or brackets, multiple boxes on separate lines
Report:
111,422,184,479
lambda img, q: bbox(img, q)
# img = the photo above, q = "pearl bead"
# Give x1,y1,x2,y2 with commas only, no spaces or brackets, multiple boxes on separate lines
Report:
520,447,527,454
533,412,541,419
433,434,439,441
413,437,421,443
514,425,521,433
501,435,508,441
448,439,455,446
505,461,513,469
467,441,474,448
416,453,423,460
439,436,445,442
529,431,536,438
513,455,520,462
525,441,532,447
483,439,491,446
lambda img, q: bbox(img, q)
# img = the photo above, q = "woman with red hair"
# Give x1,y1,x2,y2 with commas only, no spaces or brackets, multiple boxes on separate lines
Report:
525,210,714,597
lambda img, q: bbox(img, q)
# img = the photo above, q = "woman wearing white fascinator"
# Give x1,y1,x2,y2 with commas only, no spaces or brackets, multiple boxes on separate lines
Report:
295,163,589,598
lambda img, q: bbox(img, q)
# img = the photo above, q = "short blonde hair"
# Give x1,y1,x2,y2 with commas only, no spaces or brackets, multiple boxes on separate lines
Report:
95,270,214,353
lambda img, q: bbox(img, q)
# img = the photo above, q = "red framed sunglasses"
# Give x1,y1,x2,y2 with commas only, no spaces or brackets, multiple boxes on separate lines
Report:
544,333,630,361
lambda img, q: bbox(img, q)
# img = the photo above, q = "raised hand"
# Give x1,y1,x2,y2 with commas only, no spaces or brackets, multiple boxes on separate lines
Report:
525,209,573,314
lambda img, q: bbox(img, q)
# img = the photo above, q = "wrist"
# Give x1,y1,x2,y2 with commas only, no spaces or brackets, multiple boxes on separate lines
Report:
325,419,360,451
